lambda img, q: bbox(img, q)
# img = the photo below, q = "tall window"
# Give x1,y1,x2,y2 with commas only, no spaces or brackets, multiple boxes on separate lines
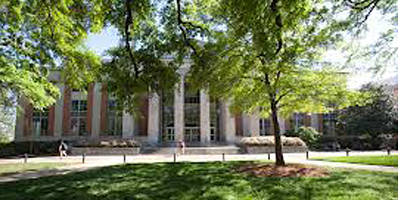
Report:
259,118,271,136
184,84,200,142
32,109,48,136
71,100,87,136
161,91,174,142
210,98,220,141
106,100,122,136
293,113,306,131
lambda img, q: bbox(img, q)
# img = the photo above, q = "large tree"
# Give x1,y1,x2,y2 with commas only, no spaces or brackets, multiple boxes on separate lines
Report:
1,0,383,162
184,0,366,166
337,83,397,137
1,0,106,110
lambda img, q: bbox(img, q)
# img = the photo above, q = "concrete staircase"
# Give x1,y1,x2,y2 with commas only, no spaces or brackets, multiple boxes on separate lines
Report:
140,145,241,155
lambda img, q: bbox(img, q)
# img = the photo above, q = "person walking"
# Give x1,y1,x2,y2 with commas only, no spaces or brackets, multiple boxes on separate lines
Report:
177,139,185,155
59,140,68,159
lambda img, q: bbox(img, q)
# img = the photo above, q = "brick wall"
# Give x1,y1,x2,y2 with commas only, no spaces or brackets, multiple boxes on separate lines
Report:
235,115,243,136
86,83,94,135
47,105,55,136
23,102,33,137
318,114,323,133
62,86,71,135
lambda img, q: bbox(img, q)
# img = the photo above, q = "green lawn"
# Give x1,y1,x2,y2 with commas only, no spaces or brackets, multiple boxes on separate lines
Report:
312,155,398,167
0,162,397,200
0,162,68,176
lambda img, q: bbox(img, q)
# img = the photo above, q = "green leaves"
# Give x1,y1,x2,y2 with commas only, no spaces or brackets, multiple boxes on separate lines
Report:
0,62,59,109
183,0,370,119
0,0,108,109
337,84,398,136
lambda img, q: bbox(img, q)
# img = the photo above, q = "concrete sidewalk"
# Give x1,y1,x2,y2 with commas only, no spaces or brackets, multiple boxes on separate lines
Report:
0,151,397,183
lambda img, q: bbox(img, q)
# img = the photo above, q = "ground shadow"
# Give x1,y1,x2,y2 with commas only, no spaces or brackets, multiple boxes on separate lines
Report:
0,161,397,200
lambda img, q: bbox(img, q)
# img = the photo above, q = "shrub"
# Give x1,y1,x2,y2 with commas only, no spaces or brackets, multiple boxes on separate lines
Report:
240,136,306,147
96,140,140,148
285,126,321,149
0,132,10,145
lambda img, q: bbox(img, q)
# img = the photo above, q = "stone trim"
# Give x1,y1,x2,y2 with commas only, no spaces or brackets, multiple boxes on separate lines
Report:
174,76,184,141
91,83,102,138
71,147,140,155
200,89,210,144
147,93,159,144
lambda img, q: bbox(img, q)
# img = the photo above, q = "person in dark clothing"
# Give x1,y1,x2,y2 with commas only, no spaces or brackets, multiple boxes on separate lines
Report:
59,140,68,159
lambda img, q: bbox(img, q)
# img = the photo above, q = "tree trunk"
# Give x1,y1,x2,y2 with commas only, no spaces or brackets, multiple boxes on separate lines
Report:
271,102,285,166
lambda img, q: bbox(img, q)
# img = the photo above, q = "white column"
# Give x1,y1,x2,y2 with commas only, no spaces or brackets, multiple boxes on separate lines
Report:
91,83,102,139
200,89,210,144
250,111,260,136
278,116,286,134
147,93,160,144
311,114,319,131
221,100,236,144
243,112,260,137
174,76,185,141
54,84,64,138
122,111,134,139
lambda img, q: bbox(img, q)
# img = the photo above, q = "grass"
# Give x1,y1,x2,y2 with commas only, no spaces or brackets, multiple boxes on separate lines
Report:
0,161,397,200
0,162,68,176
312,155,398,167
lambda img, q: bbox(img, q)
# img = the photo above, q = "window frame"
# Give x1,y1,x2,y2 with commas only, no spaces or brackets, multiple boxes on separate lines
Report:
32,109,49,136
70,100,88,136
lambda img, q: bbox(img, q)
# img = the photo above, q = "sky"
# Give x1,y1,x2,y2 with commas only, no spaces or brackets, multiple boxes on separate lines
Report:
85,11,398,90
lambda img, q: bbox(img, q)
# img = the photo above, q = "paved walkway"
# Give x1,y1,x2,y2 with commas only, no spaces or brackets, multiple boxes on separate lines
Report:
0,151,397,183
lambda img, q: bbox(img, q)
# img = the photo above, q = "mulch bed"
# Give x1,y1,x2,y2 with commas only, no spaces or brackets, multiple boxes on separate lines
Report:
237,163,329,178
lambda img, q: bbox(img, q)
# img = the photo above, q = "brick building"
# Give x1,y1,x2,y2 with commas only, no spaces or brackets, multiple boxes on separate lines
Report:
14,64,335,146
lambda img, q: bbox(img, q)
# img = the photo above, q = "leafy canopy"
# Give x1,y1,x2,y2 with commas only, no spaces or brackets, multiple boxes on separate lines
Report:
337,83,398,136
0,0,105,109
184,0,367,118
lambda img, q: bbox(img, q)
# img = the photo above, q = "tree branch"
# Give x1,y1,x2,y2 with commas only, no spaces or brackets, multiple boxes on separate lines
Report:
270,0,283,55
345,0,381,26
275,89,291,104
176,0,199,57
124,0,139,78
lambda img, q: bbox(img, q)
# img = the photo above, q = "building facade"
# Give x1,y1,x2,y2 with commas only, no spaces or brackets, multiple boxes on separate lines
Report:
14,65,335,146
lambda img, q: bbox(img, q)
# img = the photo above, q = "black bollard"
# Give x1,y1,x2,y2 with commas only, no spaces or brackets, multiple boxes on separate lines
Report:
82,153,86,164
387,147,391,156
268,153,270,160
346,148,350,157
24,153,28,163
123,154,126,163
222,153,225,162
306,151,309,160
173,153,176,163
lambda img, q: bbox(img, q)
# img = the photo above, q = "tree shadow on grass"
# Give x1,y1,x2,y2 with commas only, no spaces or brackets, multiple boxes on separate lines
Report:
0,161,397,200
